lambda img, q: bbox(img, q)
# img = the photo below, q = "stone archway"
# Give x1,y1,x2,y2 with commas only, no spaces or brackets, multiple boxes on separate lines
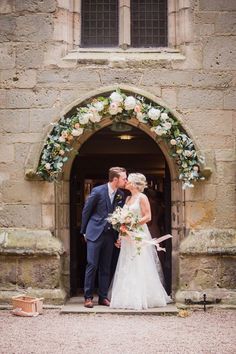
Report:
25,85,207,299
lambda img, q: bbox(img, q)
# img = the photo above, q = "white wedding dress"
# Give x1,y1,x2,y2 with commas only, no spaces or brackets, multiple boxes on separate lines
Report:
109,193,171,310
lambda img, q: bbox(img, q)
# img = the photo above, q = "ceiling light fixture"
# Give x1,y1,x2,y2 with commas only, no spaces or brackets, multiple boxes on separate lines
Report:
118,134,135,140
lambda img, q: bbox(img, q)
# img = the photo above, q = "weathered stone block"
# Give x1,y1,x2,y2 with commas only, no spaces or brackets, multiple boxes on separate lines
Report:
15,0,57,13
192,71,232,89
42,204,55,229
224,90,236,109
216,184,236,207
172,44,203,70
215,149,235,162
0,144,14,163
199,0,236,11
177,88,224,109
179,255,220,290
220,256,236,289
0,0,14,14
101,69,144,87
141,69,192,87
0,228,63,255
5,89,58,109
203,37,236,70
14,14,53,42
29,107,60,132
16,43,45,68
216,205,236,229
185,201,216,229
217,161,236,184
0,204,42,228
17,255,60,288
185,110,233,136
0,15,16,42
215,13,236,35
180,229,236,255
161,88,177,108
0,255,16,290
0,44,15,69
0,110,30,133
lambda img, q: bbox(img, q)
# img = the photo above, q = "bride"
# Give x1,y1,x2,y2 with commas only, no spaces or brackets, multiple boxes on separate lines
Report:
109,173,172,310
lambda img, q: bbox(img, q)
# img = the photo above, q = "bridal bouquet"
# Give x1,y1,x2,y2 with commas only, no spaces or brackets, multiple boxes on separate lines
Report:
107,206,173,256
107,206,140,236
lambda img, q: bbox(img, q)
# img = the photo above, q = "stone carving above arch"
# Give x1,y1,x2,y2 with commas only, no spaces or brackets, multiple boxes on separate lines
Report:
25,84,211,188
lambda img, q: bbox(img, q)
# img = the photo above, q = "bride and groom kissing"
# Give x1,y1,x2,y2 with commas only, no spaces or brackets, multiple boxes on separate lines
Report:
81,167,171,310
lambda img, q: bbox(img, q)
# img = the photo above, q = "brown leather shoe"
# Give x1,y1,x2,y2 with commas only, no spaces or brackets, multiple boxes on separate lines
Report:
98,298,110,306
84,298,93,308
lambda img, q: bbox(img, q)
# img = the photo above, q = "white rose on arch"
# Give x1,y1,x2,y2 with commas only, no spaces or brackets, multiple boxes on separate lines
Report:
72,128,84,137
124,96,136,110
153,126,166,136
93,101,104,112
89,109,102,123
110,92,124,103
79,113,90,125
160,112,169,121
163,122,172,130
148,108,161,120
136,112,146,123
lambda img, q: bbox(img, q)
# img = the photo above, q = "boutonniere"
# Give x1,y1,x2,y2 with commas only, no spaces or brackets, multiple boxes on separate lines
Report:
115,194,123,202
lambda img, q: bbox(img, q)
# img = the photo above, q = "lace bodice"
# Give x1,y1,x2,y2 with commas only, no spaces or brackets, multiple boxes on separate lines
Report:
124,193,143,218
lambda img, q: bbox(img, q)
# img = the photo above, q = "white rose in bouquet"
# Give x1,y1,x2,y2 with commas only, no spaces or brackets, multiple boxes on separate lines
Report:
110,92,123,103
148,108,161,120
170,139,177,145
124,96,136,110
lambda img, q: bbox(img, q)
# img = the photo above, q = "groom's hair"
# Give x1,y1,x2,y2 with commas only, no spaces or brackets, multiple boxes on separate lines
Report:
109,167,126,181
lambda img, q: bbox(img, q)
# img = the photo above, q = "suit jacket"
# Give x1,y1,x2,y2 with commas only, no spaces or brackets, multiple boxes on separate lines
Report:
80,183,125,242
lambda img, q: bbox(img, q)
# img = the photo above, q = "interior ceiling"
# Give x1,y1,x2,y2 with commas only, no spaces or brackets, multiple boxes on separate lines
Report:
79,125,163,156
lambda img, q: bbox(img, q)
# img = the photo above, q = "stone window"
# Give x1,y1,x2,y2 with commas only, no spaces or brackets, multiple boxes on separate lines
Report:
61,0,192,62
81,0,119,47
80,0,168,49
130,0,168,48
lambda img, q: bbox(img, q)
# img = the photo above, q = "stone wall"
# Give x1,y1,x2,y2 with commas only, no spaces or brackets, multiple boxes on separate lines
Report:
0,0,235,304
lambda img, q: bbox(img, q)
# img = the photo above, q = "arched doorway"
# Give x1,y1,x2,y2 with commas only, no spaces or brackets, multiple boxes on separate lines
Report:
70,123,172,296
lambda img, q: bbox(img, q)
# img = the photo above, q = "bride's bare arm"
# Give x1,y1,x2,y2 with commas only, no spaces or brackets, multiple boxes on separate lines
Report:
139,194,151,225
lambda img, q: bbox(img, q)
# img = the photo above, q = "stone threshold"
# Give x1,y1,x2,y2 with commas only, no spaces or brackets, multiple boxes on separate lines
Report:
60,296,178,315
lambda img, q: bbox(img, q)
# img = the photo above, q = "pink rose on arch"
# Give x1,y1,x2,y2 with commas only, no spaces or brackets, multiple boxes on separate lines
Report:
134,105,142,113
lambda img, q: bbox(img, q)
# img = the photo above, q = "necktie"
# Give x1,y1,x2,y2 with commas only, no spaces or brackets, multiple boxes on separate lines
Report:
110,191,116,204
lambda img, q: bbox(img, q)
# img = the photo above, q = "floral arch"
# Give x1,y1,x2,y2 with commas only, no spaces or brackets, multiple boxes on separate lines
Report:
37,89,205,189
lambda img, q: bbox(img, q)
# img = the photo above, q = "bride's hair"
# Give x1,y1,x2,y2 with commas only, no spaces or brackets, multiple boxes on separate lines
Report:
128,173,147,192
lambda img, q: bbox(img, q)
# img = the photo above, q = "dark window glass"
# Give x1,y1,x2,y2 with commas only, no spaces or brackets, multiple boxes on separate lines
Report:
81,0,119,47
131,0,168,47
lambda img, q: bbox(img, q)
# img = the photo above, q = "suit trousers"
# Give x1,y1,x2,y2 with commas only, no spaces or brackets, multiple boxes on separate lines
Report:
84,230,115,300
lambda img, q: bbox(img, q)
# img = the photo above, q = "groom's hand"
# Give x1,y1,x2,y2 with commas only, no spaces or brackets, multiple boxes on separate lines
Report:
114,239,121,248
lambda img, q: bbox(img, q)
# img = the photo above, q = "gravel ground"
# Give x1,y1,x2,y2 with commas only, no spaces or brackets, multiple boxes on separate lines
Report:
0,309,235,354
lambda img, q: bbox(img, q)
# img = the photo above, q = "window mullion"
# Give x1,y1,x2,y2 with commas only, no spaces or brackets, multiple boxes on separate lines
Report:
119,0,131,49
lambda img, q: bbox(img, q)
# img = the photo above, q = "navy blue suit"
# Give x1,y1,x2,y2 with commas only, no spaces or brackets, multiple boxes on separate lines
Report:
81,184,124,300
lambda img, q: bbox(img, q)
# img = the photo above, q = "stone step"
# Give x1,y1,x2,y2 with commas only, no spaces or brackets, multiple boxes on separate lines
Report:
60,296,178,315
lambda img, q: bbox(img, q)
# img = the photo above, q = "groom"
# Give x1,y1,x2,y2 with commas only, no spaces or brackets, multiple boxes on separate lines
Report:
81,167,127,308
